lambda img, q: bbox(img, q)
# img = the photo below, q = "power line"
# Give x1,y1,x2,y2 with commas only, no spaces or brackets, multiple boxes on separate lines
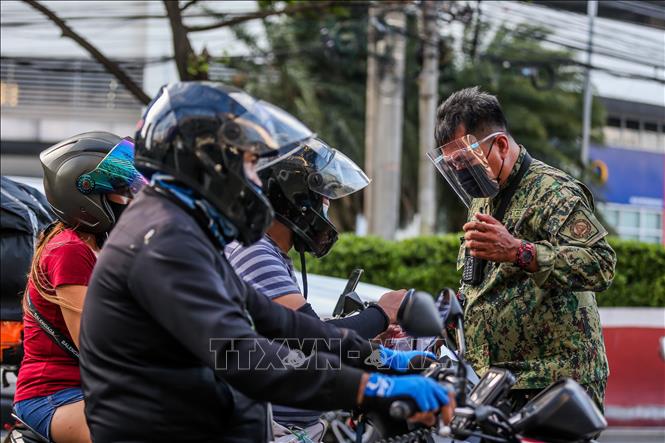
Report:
482,5,665,70
489,1,665,61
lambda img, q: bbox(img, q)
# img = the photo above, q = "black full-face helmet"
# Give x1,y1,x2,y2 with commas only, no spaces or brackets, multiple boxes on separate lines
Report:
40,131,146,234
258,138,370,258
134,81,314,245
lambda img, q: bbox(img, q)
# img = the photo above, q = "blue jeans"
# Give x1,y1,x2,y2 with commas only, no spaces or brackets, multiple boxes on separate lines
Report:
14,387,84,440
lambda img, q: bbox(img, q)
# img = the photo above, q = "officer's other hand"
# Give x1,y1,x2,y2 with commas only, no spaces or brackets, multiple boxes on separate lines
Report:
463,213,521,262
378,289,407,323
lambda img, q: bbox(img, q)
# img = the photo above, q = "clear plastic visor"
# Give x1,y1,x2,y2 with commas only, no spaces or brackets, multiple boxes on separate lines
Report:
258,138,371,199
426,133,501,208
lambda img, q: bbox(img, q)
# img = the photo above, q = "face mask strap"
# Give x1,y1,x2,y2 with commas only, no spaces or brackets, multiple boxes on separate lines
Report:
482,132,506,180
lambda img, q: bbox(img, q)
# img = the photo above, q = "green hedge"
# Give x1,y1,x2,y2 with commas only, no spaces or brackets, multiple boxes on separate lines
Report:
294,234,665,307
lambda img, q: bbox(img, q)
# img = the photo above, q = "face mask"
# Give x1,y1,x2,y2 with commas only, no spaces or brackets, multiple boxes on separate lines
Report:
108,200,128,224
322,202,330,219
455,164,500,198
453,137,505,199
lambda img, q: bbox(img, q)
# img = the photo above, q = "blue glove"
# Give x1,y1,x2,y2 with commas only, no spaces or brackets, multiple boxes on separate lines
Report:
378,345,437,372
362,373,450,413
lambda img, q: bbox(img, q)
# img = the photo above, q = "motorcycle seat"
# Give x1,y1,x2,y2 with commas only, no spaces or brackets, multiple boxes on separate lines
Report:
10,412,50,443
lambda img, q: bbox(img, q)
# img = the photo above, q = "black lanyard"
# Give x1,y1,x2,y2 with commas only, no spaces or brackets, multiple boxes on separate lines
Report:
492,153,533,224
26,290,80,360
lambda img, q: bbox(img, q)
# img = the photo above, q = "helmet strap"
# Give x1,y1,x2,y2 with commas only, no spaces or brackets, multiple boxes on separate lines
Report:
294,238,308,300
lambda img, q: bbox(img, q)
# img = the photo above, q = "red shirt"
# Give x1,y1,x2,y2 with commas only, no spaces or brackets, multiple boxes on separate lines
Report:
14,229,96,402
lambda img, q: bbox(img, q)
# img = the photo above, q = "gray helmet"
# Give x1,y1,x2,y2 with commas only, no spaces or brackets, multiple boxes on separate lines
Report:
40,131,139,234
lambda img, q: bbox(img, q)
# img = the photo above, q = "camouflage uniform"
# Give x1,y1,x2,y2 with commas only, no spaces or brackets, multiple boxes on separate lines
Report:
457,146,616,409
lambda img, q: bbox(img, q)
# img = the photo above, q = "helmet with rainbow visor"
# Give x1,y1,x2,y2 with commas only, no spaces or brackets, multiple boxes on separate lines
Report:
40,132,146,234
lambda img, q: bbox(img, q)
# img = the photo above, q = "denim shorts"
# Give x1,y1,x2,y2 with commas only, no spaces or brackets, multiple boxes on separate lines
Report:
14,387,84,440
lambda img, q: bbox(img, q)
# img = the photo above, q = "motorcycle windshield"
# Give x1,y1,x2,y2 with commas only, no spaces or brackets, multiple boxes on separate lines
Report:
77,137,147,197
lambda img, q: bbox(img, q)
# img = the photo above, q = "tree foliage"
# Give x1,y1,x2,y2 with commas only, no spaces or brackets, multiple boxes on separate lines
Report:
226,5,606,232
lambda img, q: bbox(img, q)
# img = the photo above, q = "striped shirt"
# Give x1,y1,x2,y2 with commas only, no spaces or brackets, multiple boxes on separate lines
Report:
225,236,322,427
225,236,300,300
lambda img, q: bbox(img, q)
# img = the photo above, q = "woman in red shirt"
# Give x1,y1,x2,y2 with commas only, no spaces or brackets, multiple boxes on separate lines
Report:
13,132,146,443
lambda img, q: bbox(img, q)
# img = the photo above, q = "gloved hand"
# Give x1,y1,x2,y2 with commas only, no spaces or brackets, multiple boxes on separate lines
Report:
361,373,450,414
378,345,437,372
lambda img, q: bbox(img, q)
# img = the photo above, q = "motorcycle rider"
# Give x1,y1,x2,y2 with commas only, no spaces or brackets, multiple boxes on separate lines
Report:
225,137,411,437
78,82,453,442
13,132,143,443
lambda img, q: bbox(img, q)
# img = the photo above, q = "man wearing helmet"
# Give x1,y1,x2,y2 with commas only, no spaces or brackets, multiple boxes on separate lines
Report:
225,137,408,436
78,82,452,442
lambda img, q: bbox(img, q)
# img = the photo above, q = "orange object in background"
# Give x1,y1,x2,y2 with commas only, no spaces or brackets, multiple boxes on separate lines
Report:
0,321,23,363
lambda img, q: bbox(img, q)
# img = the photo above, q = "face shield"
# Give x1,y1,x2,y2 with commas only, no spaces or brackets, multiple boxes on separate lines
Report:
222,91,314,158
76,137,147,198
427,132,502,207
259,137,370,199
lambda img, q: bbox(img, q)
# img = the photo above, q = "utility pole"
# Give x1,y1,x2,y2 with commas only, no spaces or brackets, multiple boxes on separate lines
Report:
418,1,440,235
581,0,597,165
363,3,407,240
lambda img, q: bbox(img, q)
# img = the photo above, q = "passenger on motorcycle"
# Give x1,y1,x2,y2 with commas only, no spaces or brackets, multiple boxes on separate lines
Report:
78,82,453,442
13,132,143,443
225,138,412,437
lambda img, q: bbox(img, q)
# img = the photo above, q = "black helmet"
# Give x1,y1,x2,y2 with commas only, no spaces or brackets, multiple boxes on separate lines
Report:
40,131,146,234
258,138,370,257
134,82,313,245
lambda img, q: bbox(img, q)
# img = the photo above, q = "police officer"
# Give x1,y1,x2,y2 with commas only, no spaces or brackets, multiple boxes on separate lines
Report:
430,87,616,411
79,82,452,442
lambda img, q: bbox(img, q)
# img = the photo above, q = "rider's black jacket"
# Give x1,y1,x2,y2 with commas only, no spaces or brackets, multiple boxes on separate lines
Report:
79,187,374,442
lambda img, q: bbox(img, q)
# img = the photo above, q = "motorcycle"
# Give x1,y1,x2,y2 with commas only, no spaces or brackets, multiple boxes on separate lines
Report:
366,289,607,443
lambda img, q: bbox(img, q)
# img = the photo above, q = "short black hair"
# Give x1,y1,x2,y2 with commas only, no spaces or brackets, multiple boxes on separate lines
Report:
434,87,508,146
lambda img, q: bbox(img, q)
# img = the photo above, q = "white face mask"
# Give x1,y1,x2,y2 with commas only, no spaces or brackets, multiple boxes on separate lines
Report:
322,201,330,219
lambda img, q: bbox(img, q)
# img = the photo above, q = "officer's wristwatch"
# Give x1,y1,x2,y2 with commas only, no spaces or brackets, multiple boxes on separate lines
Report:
515,240,535,269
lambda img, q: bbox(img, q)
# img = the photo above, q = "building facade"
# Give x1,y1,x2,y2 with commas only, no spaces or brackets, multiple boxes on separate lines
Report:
591,97,664,244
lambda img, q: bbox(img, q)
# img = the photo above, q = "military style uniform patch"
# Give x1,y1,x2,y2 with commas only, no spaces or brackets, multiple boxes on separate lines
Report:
559,209,606,244
572,219,592,238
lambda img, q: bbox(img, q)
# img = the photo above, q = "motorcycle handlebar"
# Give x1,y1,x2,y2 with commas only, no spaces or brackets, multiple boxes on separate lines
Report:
389,400,415,419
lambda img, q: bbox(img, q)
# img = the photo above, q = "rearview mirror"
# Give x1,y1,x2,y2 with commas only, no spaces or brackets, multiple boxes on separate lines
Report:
437,288,463,322
397,290,443,337
332,291,365,317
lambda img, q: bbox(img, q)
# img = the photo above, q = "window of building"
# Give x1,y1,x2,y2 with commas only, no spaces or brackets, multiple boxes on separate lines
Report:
644,121,659,133
606,116,622,128
620,210,640,228
644,212,662,230
598,203,663,244
625,120,640,130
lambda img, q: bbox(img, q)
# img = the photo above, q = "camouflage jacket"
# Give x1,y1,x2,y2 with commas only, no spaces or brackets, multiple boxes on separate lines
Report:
457,146,616,390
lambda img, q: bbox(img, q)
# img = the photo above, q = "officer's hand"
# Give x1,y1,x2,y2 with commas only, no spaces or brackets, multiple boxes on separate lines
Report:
360,373,454,421
463,213,521,262
377,289,407,323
